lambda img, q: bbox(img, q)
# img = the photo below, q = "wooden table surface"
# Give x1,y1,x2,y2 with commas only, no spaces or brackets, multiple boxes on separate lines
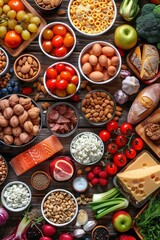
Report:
0,0,158,239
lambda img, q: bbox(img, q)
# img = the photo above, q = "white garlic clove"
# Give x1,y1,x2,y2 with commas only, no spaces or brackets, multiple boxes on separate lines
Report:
75,209,88,226
73,229,85,238
83,220,97,232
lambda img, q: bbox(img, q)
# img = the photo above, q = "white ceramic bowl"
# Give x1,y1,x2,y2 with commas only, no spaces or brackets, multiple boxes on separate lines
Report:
39,22,76,60
70,132,104,165
0,47,9,77
41,189,78,226
43,62,81,100
1,181,31,212
68,0,117,37
78,41,122,84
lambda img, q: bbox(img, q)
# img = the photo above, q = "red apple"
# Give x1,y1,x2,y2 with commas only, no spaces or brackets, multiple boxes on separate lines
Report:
58,233,74,240
112,210,133,232
116,234,136,240
114,24,137,50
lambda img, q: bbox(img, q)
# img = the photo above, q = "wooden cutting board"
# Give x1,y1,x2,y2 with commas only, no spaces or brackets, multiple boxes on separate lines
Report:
135,108,160,158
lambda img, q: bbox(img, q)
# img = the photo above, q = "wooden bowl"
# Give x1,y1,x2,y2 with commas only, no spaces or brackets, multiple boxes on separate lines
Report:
91,225,110,240
0,0,46,57
34,0,62,13
31,171,50,190
13,54,41,82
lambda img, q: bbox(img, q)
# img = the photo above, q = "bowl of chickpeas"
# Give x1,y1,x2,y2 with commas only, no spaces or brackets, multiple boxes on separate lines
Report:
78,41,122,84
68,0,117,37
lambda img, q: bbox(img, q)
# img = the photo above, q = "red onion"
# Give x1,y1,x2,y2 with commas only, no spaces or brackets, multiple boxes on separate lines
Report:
0,206,9,226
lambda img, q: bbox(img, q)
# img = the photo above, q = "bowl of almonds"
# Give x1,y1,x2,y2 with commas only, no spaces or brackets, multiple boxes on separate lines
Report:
13,54,41,82
34,0,62,12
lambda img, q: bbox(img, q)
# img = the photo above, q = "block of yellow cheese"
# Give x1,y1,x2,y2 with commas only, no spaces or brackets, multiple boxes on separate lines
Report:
125,151,158,171
117,165,160,202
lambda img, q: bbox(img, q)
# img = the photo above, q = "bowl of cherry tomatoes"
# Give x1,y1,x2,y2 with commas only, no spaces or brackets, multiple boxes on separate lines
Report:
43,62,81,99
38,22,76,60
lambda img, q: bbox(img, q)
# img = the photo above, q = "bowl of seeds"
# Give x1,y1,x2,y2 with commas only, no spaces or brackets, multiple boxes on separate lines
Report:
31,171,51,190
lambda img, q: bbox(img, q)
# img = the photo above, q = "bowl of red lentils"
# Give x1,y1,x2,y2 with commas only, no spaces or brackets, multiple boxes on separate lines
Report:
0,48,9,77
0,154,8,185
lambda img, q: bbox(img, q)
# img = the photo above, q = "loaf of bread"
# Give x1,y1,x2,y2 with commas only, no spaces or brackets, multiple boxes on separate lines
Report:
127,83,160,124
130,44,159,80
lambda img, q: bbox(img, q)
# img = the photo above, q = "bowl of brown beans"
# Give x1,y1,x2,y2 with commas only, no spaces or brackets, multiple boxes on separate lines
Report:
81,90,116,126
0,48,9,77
41,189,78,226
0,154,8,185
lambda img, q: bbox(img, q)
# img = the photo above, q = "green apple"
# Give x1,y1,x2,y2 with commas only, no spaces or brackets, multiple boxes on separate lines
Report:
114,24,138,50
112,210,133,232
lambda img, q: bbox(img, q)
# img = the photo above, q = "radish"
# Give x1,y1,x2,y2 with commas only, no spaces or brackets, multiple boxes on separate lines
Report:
58,233,74,240
39,237,52,240
42,224,56,237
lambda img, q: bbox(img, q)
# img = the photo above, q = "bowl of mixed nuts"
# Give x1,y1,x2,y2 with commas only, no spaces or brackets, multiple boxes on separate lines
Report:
0,154,8,186
13,54,41,82
0,47,9,77
34,0,62,13
0,94,42,147
41,189,78,226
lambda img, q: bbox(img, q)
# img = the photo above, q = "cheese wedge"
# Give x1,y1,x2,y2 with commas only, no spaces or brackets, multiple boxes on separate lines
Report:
117,165,160,202
125,151,158,171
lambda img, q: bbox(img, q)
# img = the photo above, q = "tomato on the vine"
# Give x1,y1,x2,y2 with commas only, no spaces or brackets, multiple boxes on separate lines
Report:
113,153,127,167
4,30,22,48
120,122,133,136
55,63,65,73
60,71,72,81
56,79,68,90
52,35,63,48
99,130,111,142
115,135,128,147
132,138,144,151
52,24,67,36
107,143,118,154
125,148,137,159
42,40,53,53
46,79,57,90
46,67,58,79
106,120,119,133
55,46,67,57
106,162,118,175
8,0,25,12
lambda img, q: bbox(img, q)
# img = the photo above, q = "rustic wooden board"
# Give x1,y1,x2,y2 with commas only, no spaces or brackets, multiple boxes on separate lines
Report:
135,108,160,158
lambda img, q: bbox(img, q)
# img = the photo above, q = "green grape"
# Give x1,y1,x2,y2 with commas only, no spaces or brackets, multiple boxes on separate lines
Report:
16,10,25,21
8,19,16,29
21,29,30,40
23,13,30,23
27,23,38,33
0,25,7,38
0,7,3,14
0,17,8,27
15,24,23,33
27,12,33,19
30,16,40,26
7,9,16,19
2,4,10,13
0,0,4,7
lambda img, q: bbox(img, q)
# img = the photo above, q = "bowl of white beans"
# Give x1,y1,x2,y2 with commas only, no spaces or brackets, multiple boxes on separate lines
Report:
1,181,31,212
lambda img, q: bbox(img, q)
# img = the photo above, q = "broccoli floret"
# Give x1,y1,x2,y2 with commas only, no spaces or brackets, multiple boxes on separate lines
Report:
136,3,160,43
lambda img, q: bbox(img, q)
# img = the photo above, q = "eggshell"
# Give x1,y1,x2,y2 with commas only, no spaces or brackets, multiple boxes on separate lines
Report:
111,56,119,66
82,62,92,75
107,66,117,76
88,48,93,55
89,71,104,82
99,55,108,67
107,58,111,67
92,43,102,56
102,46,115,57
89,55,98,66
81,53,90,64
93,63,103,72
103,70,110,80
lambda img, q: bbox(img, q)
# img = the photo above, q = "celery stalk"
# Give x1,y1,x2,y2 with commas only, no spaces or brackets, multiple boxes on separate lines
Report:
91,198,127,211
92,187,120,202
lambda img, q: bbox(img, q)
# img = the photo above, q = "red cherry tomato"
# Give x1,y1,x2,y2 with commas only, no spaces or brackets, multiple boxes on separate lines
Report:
113,153,127,167
46,67,58,79
125,148,137,159
46,79,57,90
106,162,118,175
63,33,74,48
52,35,63,48
42,40,53,53
70,75,78,85
64,65,75,75
8,0,25,12
106,120,119,133
132,137,144,151
60,71,72,81
120,122,133,136
115,135,128,147
4,30,22,48
52,24,67,36
56,79,68,90
99,130,111,142
55,63,65,73
55,46,67,57
107,142,118,154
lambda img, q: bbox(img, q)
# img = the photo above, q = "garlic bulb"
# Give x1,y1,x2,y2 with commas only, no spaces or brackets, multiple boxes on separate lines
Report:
83,220,97,231
73,229,85,238
75,209,88,226
122,76,140,95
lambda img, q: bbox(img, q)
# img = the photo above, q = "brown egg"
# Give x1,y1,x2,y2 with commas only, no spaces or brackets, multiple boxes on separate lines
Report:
99,55,108,67
92,43,102,56
89,55,98,66
93,63,103,72
81,53,90,64
89,71,104,82
107,58,111,67
111,56,119,66
88,48,94,55
102,46,115,57
107,66,117,76
102,70,110,80
82,62,92,75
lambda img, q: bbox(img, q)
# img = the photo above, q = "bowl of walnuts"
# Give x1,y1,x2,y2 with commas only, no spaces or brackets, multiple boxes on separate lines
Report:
0,94,42,147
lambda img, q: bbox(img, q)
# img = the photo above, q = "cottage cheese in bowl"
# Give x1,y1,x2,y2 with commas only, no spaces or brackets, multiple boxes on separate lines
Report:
70,132,104,165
